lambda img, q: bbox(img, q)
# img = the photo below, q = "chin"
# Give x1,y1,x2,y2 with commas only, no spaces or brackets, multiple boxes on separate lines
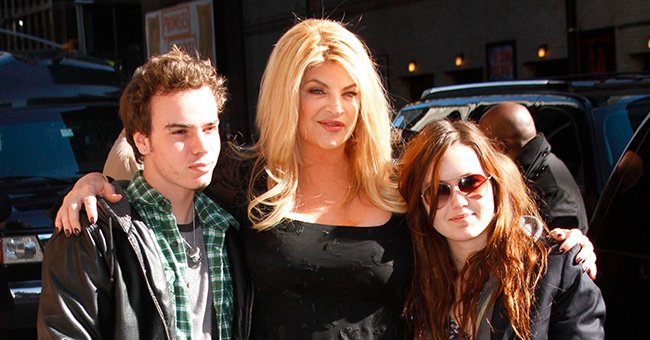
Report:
186,175,212,191
196,178,212,190
322,141,347,150
194,184,209,191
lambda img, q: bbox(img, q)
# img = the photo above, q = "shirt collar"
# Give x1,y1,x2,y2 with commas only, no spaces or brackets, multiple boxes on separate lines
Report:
126,171,172,212
126,171,239,231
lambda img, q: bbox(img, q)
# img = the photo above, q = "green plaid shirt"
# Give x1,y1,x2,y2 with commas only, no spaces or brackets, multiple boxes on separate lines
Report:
126,171,237,340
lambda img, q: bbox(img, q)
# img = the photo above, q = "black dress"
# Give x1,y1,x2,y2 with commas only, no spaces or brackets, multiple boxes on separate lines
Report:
241,216,412,339
207,150,413,339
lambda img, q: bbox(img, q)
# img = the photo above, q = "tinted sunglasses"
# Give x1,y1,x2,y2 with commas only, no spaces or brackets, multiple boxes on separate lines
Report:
421,174,492,209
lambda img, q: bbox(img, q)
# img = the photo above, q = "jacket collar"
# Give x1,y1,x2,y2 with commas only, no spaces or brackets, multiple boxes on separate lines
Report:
516,133,551,180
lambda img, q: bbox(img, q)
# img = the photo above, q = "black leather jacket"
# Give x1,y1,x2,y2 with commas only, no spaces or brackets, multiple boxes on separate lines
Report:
517,134,589,233
37,184,251,339
488,245,605,339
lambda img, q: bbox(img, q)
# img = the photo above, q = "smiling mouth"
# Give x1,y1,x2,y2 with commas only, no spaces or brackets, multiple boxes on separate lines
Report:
319,119,344,127
450,213,473,221
319,121,345,133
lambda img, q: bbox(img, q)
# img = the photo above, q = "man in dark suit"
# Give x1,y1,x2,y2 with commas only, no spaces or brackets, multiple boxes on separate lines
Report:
479,102,589,233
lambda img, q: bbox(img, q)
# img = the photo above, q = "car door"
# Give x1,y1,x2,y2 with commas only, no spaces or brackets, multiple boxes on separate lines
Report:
588,114,650,335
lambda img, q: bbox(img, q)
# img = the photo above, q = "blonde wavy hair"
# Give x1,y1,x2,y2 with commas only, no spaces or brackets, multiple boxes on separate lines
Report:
247,18,405,230
398,120,548,340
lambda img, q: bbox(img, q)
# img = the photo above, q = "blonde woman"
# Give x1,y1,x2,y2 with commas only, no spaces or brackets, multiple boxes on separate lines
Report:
398,120,605,340
208,19,412,338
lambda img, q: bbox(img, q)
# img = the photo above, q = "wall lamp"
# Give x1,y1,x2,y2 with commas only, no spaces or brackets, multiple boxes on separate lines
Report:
408,60,417,73
454,54,464,67
537,44,548,59
647,36,650,49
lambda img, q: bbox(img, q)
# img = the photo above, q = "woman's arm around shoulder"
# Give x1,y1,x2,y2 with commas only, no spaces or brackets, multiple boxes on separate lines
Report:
545,245,606,339
37,213,112,339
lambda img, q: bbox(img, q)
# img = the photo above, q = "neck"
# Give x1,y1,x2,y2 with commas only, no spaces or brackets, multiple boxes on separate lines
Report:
170,196,195,224
291,145,359,222
300,143,349,168
141,169,195,224
447,240,484,272
299,148,351,194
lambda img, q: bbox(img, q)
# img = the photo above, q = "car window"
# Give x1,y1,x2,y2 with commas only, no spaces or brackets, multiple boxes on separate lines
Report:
392,107,426,130
0,105,121,179
411,105,474,131
591,118,650,255
601,110,635,169
594,95,650,177
533,106,585,178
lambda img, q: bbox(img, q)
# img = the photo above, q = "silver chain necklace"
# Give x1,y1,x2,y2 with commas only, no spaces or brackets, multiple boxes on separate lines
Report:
182,206,201,267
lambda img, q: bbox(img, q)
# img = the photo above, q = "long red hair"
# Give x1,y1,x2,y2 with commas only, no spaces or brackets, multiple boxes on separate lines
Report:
398,120,548,340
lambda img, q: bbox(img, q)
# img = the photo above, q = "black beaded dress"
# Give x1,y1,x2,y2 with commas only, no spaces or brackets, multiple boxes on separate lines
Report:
241,216,412,339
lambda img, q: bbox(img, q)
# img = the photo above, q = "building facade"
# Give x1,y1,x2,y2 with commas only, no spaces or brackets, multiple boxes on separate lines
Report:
3,0,650,138
242,0,650,113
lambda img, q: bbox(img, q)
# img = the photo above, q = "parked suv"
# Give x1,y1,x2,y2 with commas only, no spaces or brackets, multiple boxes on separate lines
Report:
392,78,650,216
588,113,650,336
0,51,124,337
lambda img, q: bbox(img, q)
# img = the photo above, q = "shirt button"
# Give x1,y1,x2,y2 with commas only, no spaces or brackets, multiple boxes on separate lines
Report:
187,282,190,288
172,241,179,247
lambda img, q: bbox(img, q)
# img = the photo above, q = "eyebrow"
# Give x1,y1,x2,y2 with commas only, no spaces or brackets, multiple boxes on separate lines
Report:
164,120,219,130
303,78,357,91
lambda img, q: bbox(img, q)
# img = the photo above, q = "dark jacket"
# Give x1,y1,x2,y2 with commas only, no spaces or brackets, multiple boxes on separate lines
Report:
487,245,606,339
207,147,258,339
37,184,251,339
517,134,589,233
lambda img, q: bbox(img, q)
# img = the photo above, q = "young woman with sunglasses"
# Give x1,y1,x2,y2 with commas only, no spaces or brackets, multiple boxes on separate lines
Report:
398,119,605,340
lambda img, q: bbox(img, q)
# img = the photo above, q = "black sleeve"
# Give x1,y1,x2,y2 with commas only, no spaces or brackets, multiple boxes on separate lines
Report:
543,172,589,234
37,221,112,339
548,246,606,339
206,144,254,223
47,184,74,220
547,215,581,233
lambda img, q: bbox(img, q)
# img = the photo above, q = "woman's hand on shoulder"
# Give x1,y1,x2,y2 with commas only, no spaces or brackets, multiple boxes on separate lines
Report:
54,172,122,236
549,228,597,280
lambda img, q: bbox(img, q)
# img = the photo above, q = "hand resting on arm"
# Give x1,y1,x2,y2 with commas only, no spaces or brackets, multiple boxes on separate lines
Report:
55,172,597,279
54,172,122,236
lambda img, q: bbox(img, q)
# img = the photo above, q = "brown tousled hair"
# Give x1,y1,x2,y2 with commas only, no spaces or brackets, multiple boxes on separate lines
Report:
119,46,227,162
398,120,548,340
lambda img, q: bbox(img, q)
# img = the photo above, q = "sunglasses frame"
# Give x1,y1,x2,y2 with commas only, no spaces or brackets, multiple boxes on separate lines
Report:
421,174,492,209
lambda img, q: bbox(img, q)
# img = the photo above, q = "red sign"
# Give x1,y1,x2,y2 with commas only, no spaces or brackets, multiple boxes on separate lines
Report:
162,7,191,38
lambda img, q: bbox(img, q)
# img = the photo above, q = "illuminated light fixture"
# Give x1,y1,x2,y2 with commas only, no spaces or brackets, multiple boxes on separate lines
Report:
454,54,464,67
408,60,417,73
537,44,548,59
1,235,44,264
647,36,650,49
18,20,24,27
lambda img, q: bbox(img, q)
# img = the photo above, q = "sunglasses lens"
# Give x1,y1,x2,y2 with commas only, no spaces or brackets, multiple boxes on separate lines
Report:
435,174,490,209
436,184,452,208
458,174,488,195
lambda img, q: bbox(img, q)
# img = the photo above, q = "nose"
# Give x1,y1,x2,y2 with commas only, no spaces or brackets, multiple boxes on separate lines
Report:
192,130,211,155
329,94,344,114
447,186,469,208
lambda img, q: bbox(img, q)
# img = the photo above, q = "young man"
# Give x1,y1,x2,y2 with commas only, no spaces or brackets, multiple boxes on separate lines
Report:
37,47,242,339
